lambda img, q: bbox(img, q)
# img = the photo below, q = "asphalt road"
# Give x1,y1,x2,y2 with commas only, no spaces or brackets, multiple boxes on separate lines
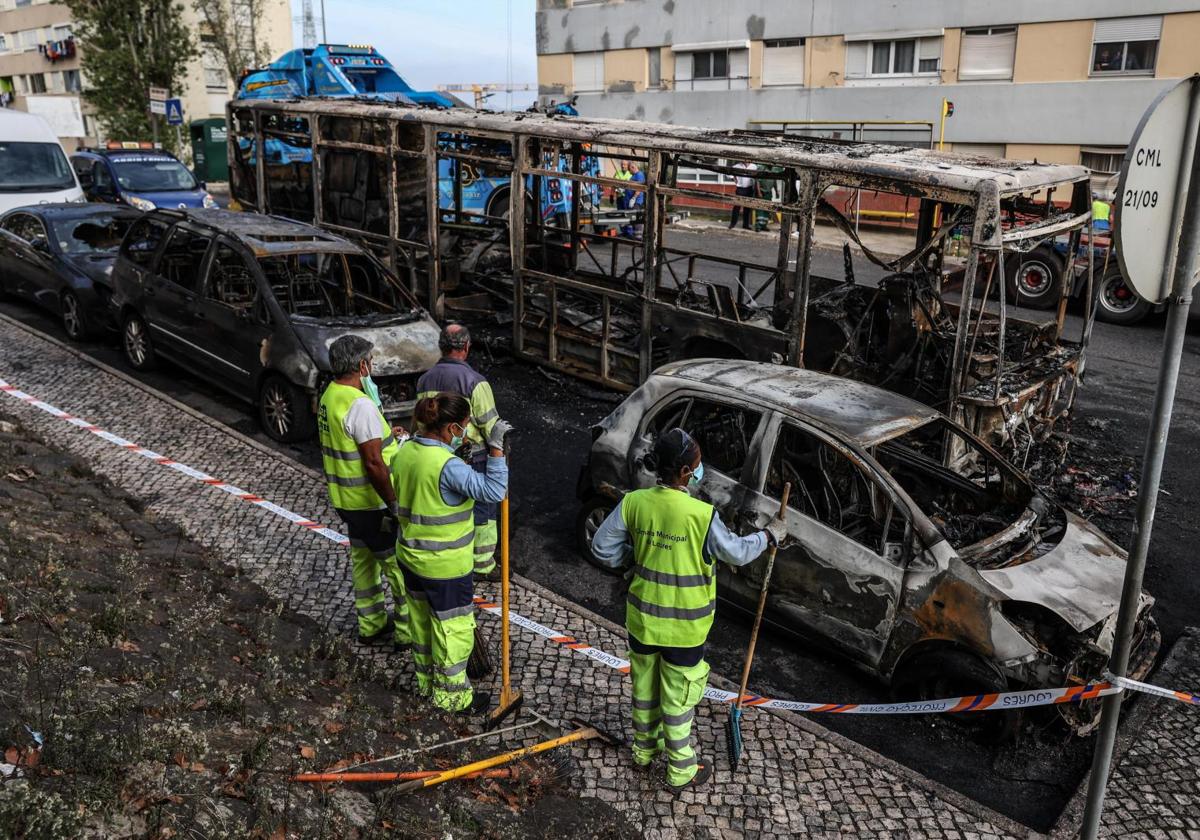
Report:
3,228,1199,831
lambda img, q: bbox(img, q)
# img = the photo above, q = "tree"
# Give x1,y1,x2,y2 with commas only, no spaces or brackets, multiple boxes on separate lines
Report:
64,0,196,148
193,0,270,87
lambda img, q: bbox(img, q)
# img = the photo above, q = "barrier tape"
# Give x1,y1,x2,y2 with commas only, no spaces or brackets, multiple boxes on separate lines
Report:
2,372,1197,716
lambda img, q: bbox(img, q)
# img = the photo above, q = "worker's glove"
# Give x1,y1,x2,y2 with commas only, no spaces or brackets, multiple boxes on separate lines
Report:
486,419,514,452
381,501,400,536
764,516,788,548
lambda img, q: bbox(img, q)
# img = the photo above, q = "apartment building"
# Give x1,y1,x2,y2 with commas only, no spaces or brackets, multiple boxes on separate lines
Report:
536,0,1200,181
0,0,291,152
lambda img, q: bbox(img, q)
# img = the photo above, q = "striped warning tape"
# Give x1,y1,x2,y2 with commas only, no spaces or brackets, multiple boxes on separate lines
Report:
0,377,349,546
471,596,1123,713
2,372,1197,715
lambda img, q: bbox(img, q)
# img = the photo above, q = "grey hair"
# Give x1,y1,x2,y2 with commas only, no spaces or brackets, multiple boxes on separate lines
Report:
329,334,374,378
438,323,471,354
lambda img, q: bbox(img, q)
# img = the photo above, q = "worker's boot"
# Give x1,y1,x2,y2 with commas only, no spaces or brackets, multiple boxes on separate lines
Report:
667,758,712,792
358,618,395,646
456,690,492,717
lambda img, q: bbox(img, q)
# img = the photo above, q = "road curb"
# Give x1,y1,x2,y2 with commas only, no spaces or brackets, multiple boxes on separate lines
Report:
1,310,1034,837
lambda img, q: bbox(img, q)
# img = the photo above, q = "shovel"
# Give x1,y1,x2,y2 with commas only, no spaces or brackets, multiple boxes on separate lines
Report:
484,493,523,729
727,483,789,773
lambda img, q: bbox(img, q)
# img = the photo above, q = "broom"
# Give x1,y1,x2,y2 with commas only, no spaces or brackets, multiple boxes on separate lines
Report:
727,483,789,773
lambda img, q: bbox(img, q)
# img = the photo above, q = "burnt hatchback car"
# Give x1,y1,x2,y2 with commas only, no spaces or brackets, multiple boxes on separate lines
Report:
111,209,440,441
577,359,1158,733
0,203,139,340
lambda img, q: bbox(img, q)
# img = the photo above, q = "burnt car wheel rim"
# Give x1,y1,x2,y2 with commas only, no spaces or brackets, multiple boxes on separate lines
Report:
263,383,292,437
1016,262,1052,297
62,294,81,337
124,318,147,365
583,506,608,552
1100,275,1138,313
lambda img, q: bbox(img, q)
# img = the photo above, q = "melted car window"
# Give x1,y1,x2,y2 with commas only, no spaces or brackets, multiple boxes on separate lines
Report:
207,244,260,313
766,423,899,554
875,419,1029,549
259,251,412,317
52,215,134,255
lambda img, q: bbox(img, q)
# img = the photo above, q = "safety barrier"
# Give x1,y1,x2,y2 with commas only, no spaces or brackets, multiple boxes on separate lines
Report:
3,373,1198,716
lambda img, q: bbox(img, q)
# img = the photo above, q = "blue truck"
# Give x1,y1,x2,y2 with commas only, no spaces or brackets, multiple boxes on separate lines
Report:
236,44,600,225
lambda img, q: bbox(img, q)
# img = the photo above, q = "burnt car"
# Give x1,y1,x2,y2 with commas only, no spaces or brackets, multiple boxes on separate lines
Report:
110,208,440,442
577,359,1158,733
0,203,139,340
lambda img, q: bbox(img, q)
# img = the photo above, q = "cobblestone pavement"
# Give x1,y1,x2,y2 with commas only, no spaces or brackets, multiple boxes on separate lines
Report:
1054,629,1200,838
4,313,1182,838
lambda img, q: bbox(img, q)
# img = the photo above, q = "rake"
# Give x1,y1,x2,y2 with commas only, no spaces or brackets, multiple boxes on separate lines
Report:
727,483,789,773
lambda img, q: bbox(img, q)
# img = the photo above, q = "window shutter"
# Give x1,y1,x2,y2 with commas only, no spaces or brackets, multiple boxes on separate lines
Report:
1094,16,1162,42
729,48,749,80
845,41,869,78
573,52,603,92
763,43,805,85
959,31,1016,80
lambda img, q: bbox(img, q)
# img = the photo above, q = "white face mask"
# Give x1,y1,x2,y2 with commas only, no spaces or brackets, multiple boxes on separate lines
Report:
449,423,465,449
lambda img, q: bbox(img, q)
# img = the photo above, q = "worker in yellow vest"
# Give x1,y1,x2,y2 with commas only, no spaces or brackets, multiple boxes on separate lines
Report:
590,428,786,790
1092,192,1112,232
391,393,511,714
317,335,411,650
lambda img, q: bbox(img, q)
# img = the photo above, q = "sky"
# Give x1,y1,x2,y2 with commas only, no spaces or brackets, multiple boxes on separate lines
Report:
292,0,540,109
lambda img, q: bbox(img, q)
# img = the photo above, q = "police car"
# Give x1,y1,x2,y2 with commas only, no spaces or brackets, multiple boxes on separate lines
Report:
71,143,217,211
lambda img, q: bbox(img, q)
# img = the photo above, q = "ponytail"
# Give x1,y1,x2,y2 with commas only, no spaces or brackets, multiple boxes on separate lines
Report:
414,392,471,433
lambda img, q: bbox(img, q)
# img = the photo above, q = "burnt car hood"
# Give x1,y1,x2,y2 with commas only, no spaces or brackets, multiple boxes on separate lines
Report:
289,312,441,376
978,511,1126,632
63,253,118,288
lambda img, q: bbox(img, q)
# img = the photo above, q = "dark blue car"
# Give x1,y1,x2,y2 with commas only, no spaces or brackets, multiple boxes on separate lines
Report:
0,203,140,339
70,146,216,212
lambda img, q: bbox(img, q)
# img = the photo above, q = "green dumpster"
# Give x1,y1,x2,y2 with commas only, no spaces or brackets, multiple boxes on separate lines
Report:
189,118,229,184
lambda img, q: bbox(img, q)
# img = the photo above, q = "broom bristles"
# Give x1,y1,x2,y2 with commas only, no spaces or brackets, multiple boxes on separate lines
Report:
726,707,744,772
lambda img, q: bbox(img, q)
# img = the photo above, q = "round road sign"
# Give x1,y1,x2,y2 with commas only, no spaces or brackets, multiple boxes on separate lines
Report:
1116,77,1200,304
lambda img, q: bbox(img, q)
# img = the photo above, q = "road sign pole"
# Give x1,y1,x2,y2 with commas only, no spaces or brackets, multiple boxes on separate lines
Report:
1079,78,1200,839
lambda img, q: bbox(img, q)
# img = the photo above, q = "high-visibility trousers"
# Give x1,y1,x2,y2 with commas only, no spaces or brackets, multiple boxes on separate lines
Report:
628,636,711,786
337,508,411,643
470,450,497,575
400,564,476,711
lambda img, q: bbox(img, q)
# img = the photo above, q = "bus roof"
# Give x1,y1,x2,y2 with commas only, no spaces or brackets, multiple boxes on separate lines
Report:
233,96,1091,202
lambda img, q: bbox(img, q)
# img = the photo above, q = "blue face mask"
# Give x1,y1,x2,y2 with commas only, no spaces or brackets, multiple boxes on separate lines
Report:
362,373,382,409
688,462,705,489
449,424,465,450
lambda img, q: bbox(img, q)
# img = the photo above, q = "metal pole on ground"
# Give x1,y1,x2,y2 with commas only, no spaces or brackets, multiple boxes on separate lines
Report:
1079,76,1200,839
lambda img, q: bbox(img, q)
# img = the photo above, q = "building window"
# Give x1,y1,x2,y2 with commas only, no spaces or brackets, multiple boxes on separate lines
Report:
572,50,603,92
52,24,71,40
1092,17,1160,76
869,38,940,76
692,49,729,79
202,40,227,92
18,29,39,50
0,35,7,53
648,47,661,88
63,68,80,92
46,71,63,93
763,38,805,86
26,73,46,93
959,26,1016,81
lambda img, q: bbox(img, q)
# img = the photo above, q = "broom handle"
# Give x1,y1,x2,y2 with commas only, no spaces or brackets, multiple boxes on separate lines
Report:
734,483,790,712
293,768,517,783
394,726,598,794
500,493,511,699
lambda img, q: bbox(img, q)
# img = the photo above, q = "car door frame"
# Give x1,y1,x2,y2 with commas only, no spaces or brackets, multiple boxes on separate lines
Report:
626,385,772,536
0,212,53,302
730,409,919,669
191,235,274,399
144,222,215,369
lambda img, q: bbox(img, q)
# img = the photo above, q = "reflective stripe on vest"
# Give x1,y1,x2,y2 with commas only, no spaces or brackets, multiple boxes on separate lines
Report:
317,382,399,511
622,486,717,648
392,440,475,579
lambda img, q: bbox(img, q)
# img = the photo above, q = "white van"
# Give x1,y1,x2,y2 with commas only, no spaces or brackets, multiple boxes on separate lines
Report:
0,110,84,214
